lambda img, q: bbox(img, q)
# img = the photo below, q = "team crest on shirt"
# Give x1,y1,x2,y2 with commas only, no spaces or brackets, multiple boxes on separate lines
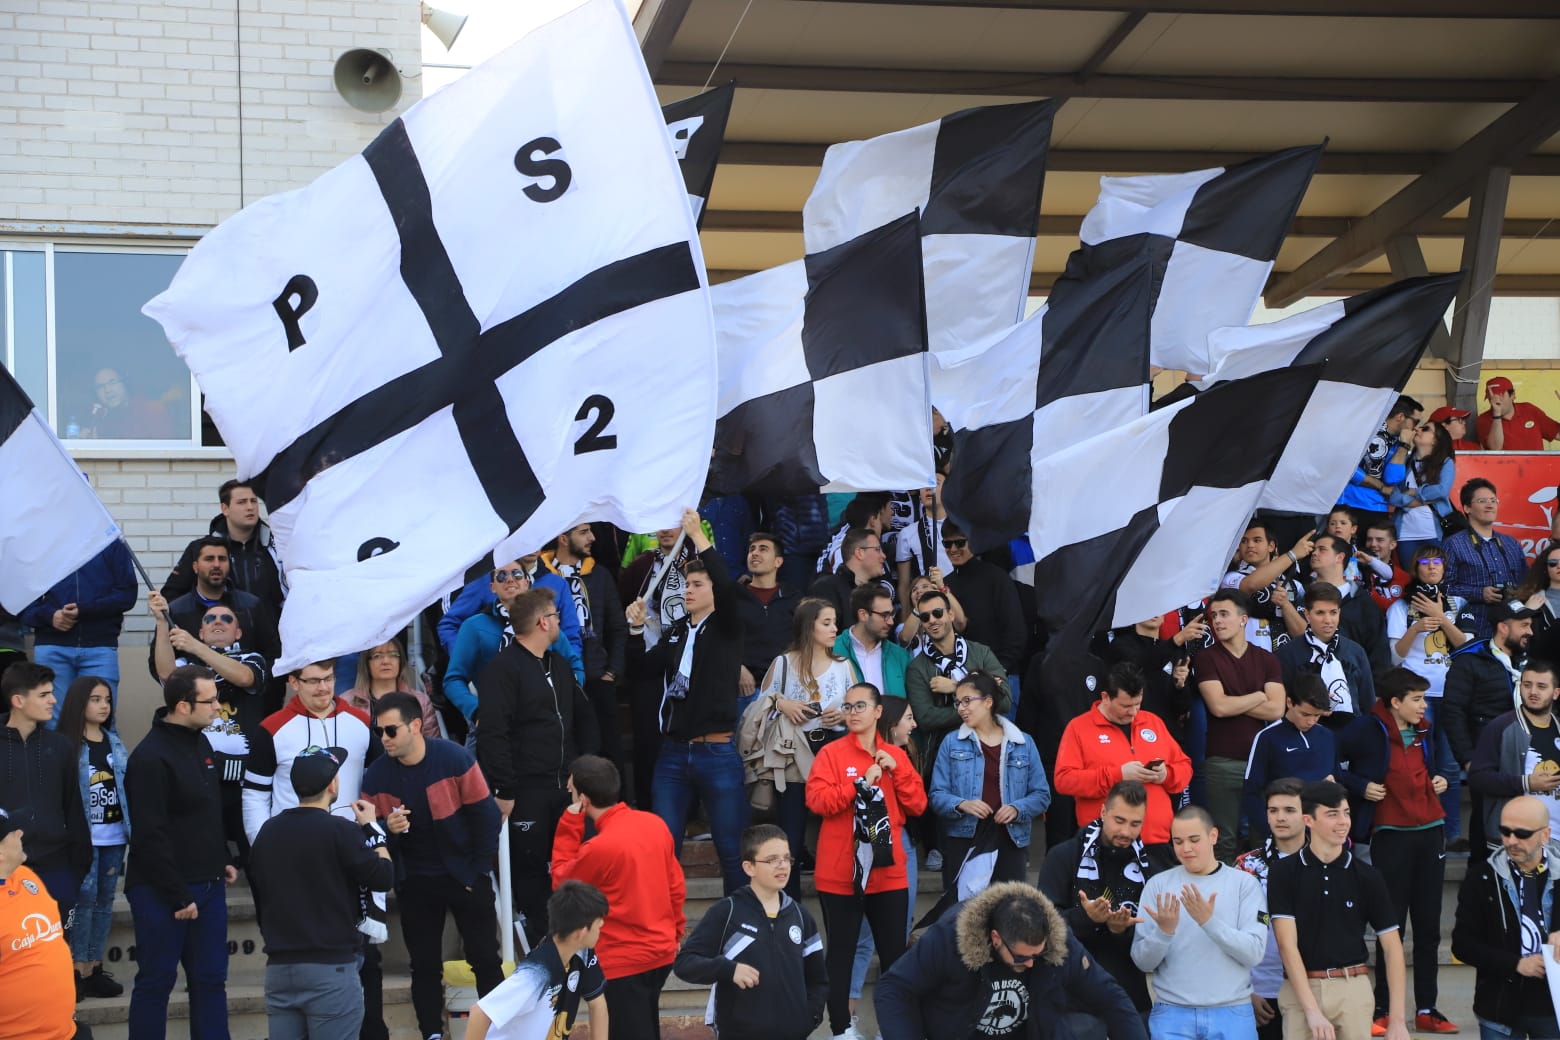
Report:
1085,676,1097,692
1139,729,1157,743
1097,734,1111,744
789,925,802,944
566,970,580,991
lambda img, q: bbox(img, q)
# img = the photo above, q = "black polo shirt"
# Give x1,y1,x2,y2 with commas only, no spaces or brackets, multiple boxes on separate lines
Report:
1267,844,1397,970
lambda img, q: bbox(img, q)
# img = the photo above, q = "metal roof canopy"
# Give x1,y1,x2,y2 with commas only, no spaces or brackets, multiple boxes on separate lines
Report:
635,0,1560,408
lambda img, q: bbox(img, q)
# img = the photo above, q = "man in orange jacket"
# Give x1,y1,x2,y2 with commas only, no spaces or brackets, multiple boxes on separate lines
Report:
1053,661,1192,844
551,755,686,1040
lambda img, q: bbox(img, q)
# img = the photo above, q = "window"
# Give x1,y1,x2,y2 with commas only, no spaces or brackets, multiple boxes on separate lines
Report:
1,243,209,449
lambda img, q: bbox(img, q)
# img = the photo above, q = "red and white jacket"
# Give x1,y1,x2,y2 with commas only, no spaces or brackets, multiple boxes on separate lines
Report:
1054,706,1191,845
805,736,927,896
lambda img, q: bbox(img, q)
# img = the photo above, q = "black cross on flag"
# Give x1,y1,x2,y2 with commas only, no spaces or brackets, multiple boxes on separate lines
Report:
663,81,733,227
143,0,718,672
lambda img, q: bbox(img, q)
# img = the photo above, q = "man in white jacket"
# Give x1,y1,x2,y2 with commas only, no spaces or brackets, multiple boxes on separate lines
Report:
1132,805,1268,1038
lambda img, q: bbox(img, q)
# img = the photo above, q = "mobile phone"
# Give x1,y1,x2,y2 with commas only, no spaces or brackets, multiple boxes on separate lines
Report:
1145,759,1164,771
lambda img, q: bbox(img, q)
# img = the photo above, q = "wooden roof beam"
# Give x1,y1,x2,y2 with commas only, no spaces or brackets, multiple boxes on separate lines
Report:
1263,75,1560,307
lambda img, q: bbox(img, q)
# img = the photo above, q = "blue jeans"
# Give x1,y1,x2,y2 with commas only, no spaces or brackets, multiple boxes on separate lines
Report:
850,827,916,999
70,845,125,962
1423,699,1462,840
1149,1002,1258,1040
1479,1016,1560,1040
127,880,229,1040
35,644,120,723
653,739,749,894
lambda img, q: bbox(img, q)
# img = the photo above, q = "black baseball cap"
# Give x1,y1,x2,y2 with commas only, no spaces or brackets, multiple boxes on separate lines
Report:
1491,600,1540,626
291,746,348,799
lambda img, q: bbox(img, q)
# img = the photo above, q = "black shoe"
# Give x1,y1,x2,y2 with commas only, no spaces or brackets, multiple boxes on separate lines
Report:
78,966,124,999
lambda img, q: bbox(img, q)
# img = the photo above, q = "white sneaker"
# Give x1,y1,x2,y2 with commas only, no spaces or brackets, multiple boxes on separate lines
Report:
833,1023,866,1040
926,850,943,871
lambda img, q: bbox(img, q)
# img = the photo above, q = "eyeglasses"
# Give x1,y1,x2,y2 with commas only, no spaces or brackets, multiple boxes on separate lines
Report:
916,608,947,622
295,675,335,688
492,569,530,583
368,651,401,661
379,723,405,738
1417,557,1444,566
954,695,988,709
95,378,123,390
202,612,236,625
867,609,896,621
192,696,219,706
1470,497,1499,506
942,538,968,550
841,700,875,713
1500,825,1543,839
861,543,884,555
541,611,560,623
996,934,1038,966
751,855,793,867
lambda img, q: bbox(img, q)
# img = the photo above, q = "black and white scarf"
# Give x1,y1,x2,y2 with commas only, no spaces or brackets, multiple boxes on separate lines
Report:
1304,630,1350,714
495,601,517,652
555,561,593,636
1515,862,1549,957
852,778,895,895
1075,817,1154,913
919,634,970,681
357,820,389,943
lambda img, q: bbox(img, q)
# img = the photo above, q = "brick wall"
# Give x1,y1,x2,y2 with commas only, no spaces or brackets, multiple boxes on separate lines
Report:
0,0,423,227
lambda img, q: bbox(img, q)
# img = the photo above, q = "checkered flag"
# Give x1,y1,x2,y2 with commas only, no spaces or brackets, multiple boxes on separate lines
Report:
1054,144,1323,376
804,100,1058,389
1203,273,1462,515
707,212,934,496
1031,365,1325,648
144,0,716,672
663,82,733,226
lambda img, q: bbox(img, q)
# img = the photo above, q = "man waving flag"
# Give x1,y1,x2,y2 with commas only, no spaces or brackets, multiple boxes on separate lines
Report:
144,0,717,672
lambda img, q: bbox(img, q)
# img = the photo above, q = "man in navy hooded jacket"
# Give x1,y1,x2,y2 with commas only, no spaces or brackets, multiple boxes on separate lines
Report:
22,540,137,719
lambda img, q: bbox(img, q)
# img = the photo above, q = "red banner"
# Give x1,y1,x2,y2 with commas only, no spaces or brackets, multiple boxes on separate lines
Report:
1456,452,1559,562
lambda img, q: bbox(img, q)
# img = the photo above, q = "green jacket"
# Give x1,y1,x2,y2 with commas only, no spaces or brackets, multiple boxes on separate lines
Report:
905,638,1008,779
831,631,912,699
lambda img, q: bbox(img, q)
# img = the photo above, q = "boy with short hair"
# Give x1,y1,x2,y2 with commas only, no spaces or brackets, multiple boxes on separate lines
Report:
1236,778,1309,1040
464,880,609,1040
1242,676,1337,841
674,824,827,1040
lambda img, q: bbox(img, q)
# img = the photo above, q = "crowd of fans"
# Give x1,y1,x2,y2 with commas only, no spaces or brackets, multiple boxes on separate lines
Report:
2,377,1560,1040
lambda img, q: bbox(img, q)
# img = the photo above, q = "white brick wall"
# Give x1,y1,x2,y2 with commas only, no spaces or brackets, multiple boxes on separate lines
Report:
0,0,423,226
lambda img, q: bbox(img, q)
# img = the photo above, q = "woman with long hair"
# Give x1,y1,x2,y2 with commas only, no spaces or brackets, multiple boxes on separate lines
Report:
928,671,1051,890
806,683,926,1040
756,596,858,893
55,675,129,999
341,634,442,739
1389,419,1457,567
1516,540,1560,665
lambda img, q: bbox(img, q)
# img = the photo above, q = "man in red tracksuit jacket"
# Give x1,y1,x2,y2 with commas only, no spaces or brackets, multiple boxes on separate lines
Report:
551,755,686,1040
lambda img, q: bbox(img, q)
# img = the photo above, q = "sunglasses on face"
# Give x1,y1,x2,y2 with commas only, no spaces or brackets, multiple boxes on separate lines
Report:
1548,558,1560,568
1500,825,1543,839
202,613,236,625
917,607,947,622
1418,558,1444,567
379,723,405,738
942,538,968,550
997,934,1037,965
492,569,530,583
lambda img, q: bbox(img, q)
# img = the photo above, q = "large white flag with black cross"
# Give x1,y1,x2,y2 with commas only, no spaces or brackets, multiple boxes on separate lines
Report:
1030,365,1324,649
1202,272,1462,516
1054,144,1323,376
0,364,122,613
143,0,716,672
706,213,934,496
663,82,733,226
803,100,1058,382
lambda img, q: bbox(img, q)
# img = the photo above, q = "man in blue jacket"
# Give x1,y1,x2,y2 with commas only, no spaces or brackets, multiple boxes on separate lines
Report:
22,540,137,718
875,881,1145,1040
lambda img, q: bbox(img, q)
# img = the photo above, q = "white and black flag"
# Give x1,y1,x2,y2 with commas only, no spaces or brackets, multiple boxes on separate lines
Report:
0,365,121,613
1054,144,1323,376
1203,272,1462,516
707,212,934,496
144,0,717,672
938,237,1155,552
804,101,1058,376
663,81,733,226
1030,365,1325,648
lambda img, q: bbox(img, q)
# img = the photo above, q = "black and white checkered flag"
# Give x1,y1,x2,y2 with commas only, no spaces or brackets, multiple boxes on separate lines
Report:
1031,365,1325,648
663,81,733,226
0,365,121,613
144,0,716,672
937,237,1155,552
1203,272,1462,516
707,212,934,496
804,100,1057,396
1053,144,1323,376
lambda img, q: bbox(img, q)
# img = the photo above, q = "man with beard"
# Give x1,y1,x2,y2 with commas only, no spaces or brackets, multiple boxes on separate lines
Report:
1038,780,1173,1016
1469,661,1560,846
1098,613,1208,742
1222,521,1311,653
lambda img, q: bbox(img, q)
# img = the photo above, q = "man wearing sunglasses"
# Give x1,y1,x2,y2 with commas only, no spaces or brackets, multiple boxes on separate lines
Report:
1453,795,1560,1040
906,589,1008,780
939,521,1026,685
875,881,1145,1040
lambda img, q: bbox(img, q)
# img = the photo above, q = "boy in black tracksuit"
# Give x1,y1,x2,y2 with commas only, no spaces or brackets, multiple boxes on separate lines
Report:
674,825,827,1040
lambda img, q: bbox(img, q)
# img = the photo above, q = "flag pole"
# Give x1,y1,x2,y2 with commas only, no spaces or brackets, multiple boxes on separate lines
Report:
120,535,157,592
643,530,688,602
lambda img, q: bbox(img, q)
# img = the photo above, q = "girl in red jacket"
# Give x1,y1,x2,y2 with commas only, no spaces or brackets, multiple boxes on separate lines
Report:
805,682,927,1040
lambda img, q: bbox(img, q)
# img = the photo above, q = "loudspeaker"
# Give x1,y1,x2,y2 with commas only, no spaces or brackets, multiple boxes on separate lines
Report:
421,3,467,50
333,49,402,113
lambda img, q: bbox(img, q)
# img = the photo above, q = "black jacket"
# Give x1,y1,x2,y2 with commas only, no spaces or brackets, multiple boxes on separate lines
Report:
946,558,1026,673
150,586,281,679
1338,587,1391,677
1275,633,1377,720
1036,834,1175,1012
647,547,745,742
0,723,90,878
476,643,598,800
249,807,394,965
807,567,891,624
1452,846,1560,1028
541,553,627,682
125,710,228,910
735,582,801,678
876,882,1146,1040
1443,639,1520,765
674,886,827,1040
161,514,286,617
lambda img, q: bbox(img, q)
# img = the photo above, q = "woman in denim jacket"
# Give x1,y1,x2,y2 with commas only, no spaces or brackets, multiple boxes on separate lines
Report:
56,675,131,1000
928,671,1050,891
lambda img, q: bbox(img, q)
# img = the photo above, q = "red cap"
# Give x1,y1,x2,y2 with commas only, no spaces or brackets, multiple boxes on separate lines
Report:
1429,406,1470,422
1486,376,1515,395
